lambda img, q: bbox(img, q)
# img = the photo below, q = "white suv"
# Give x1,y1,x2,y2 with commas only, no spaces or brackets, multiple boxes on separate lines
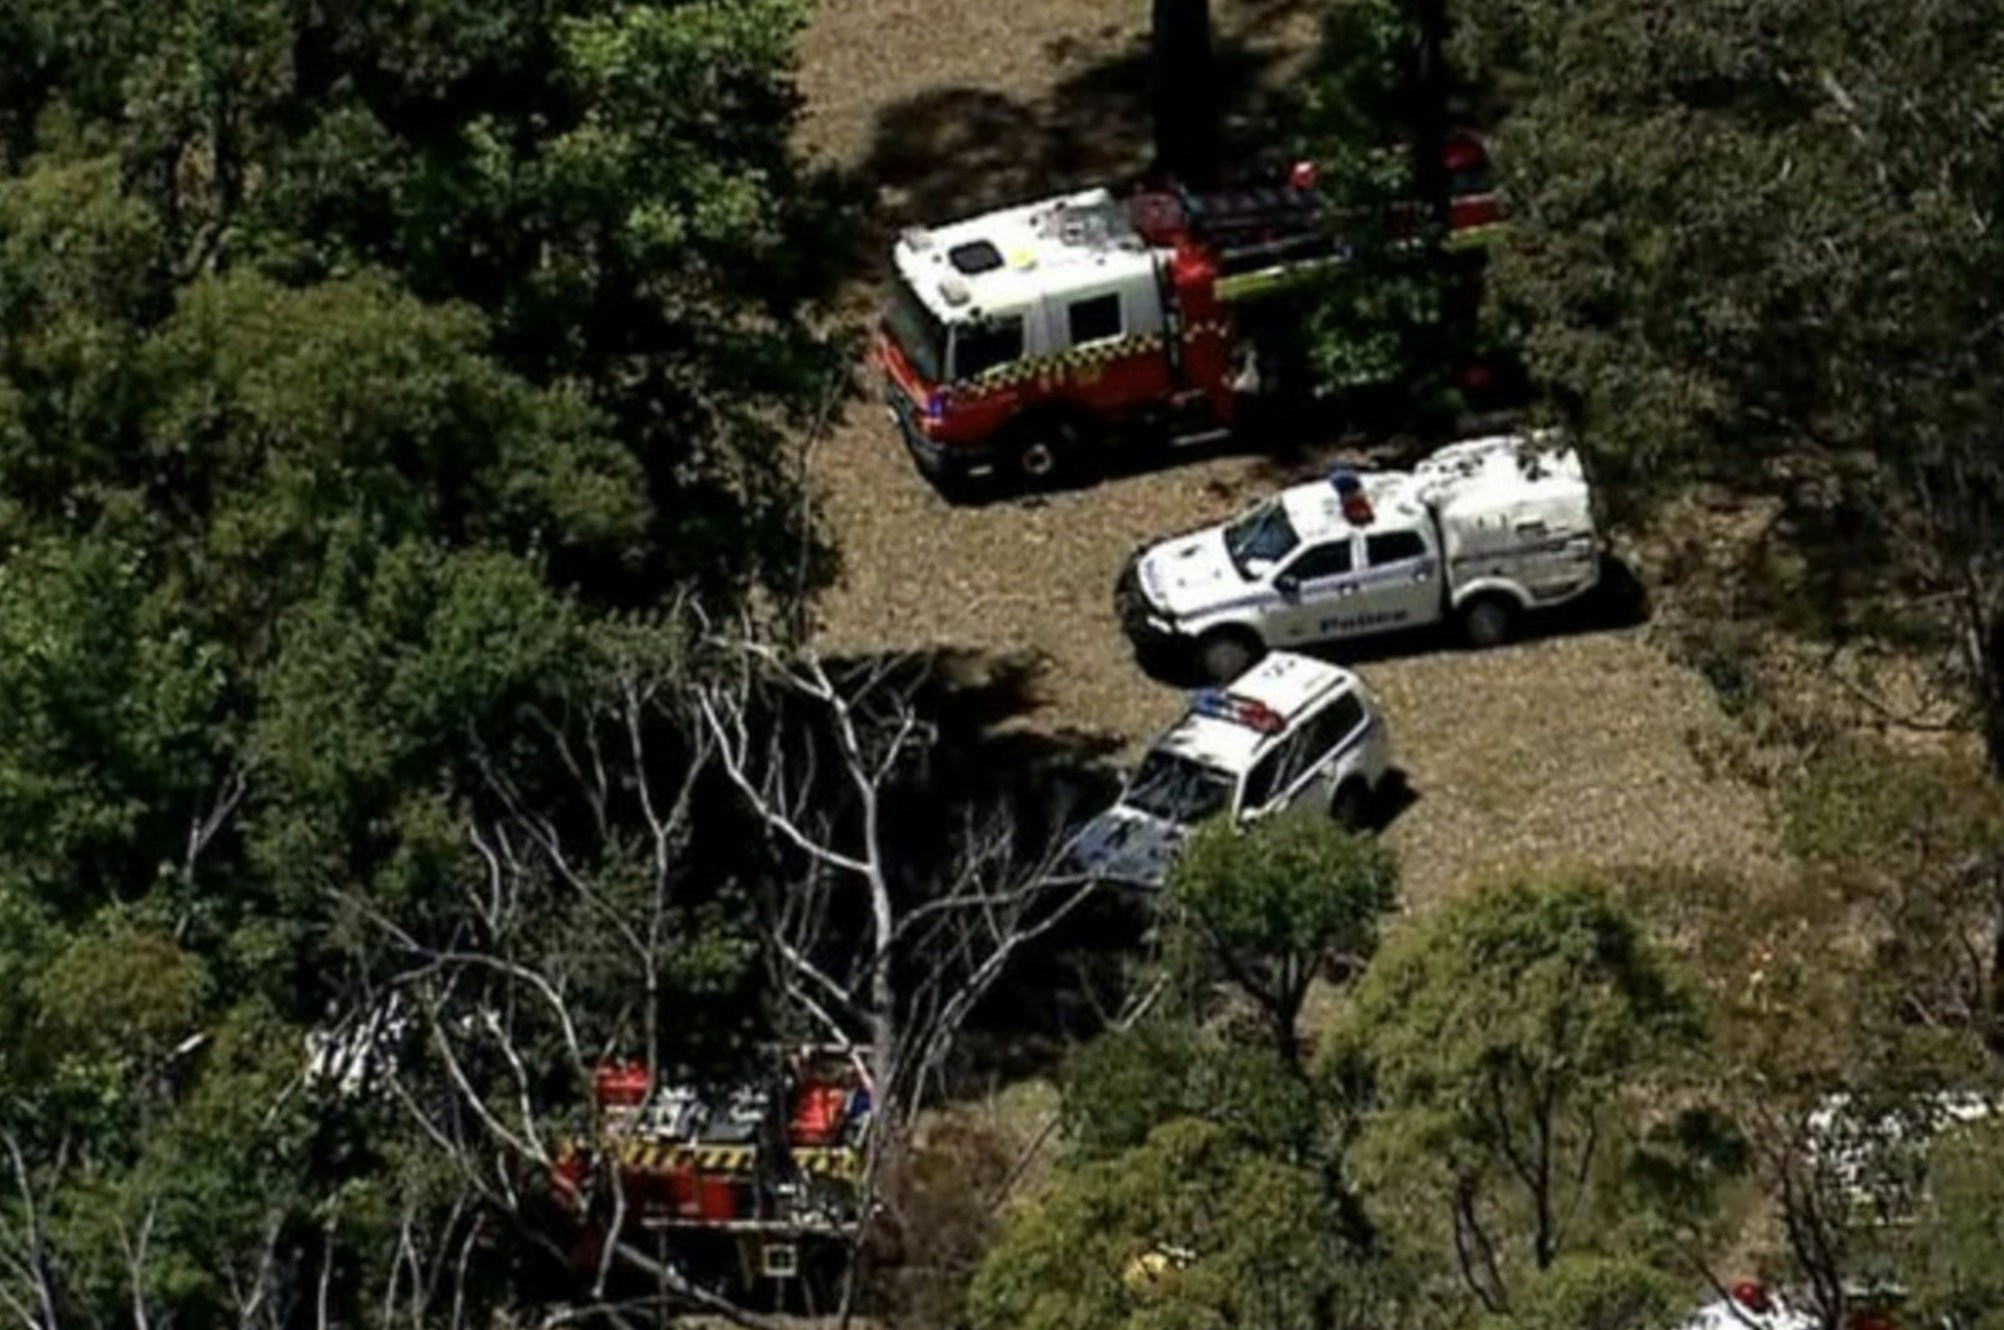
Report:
1067,652,1395,888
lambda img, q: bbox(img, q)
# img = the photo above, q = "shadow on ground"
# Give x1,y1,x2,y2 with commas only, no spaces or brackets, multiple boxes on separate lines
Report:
1650,471,1936,651
916,389,1538,512
735,645,1157,1081
857,31,1298,247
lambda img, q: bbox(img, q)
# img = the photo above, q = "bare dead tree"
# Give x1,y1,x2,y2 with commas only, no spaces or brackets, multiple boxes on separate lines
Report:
696,636,1106,1327
303,621,756,1324
335,619,1103,1327
694,637,1103,1130
0,1131,61,1330
1727,1091,1856,1330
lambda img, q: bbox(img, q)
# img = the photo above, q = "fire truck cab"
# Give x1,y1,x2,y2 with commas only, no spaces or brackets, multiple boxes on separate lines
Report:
881,185,1237,488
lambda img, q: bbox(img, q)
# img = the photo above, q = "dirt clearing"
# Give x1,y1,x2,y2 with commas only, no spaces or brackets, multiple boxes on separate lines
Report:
794,0,1787,905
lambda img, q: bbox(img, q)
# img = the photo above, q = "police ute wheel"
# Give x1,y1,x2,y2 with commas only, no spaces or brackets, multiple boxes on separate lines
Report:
1460,596,1517,650
1196,628,1261,684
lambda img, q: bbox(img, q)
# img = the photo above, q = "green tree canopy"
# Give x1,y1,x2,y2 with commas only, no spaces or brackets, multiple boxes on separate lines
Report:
1330,879,1719,1311
1059,1018,1321,1165
0,0,854,1322
969,1118,1385,1330
1168,812,1396,1068
1480,1256,1687,1330
1915,1115,2004,1330
1473,0,2004,768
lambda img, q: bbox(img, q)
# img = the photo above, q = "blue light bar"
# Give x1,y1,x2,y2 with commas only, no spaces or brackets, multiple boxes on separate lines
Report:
1189,690,1284,733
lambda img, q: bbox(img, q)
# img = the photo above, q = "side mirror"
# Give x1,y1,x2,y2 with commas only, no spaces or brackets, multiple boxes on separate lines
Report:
1274,572,1301,600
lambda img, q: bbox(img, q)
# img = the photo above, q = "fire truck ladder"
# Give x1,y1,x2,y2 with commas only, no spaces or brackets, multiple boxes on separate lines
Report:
1175,183,1355,303
1174,182,1505,301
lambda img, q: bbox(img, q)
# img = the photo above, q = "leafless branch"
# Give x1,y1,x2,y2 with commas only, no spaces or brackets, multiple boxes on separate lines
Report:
185,758,252,883
1451,1174,1509,1313
0,1133,58,1330
119,1200,158,1330
222,1208,285,1330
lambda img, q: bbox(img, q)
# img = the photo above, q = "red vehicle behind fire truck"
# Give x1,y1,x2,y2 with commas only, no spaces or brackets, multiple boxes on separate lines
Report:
876,133,1504,494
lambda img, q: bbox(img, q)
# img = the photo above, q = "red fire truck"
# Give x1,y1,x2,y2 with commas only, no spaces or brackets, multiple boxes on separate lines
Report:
876,134,1504,493
552,1047,875,1301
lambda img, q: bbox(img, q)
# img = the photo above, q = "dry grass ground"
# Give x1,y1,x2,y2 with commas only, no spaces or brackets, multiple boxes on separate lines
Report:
792,0,1790,908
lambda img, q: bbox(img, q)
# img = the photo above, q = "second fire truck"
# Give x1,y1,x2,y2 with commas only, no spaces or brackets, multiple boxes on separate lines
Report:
876,136,1502,493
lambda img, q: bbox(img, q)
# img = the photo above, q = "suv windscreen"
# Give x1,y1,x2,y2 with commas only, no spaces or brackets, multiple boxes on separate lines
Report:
884,276,947,383
1125,749,1235,824
1224,499,1301,577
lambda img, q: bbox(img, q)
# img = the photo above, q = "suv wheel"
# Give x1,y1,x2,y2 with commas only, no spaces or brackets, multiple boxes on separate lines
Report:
1329,779,1371,830
1196,628,1262,683
1460,595,1517,650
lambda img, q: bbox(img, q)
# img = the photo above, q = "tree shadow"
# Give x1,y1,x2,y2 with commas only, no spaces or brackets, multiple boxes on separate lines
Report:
718,645,1152,1083
915,393,1536,513
1670,472,1934,650
856,32,1295,252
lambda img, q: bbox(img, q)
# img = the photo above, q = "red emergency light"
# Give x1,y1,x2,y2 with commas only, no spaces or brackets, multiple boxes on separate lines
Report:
1731,1281,1773,1315
1329,468,1375,525
593,1061,651,1108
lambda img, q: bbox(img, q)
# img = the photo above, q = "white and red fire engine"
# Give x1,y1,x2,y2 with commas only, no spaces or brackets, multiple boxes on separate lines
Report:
552,1048,876,1296
876,134,1502,492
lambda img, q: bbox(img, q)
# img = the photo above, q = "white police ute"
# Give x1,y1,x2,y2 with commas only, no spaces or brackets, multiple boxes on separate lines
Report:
1115,431,1603,681
1067,652,1394,888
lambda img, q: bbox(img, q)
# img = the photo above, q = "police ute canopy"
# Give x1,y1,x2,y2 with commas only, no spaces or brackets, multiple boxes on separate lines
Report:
1067,652,1394,889
1116,430,1602,681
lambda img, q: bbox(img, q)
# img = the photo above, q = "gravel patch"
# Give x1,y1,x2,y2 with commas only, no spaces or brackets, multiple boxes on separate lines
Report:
794,0,1788,908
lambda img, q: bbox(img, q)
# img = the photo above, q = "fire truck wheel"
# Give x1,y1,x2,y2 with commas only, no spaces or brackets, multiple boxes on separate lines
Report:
1008,419,1078,486
1460,595,1517,650
1196,627,1261,683
931,468,986,505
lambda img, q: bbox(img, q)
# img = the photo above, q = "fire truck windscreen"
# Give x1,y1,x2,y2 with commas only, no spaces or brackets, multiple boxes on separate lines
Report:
885,276,947,383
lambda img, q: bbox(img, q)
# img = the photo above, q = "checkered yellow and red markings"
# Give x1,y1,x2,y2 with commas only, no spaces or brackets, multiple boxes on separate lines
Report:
951,322,1231,395
569,1137,866,1180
